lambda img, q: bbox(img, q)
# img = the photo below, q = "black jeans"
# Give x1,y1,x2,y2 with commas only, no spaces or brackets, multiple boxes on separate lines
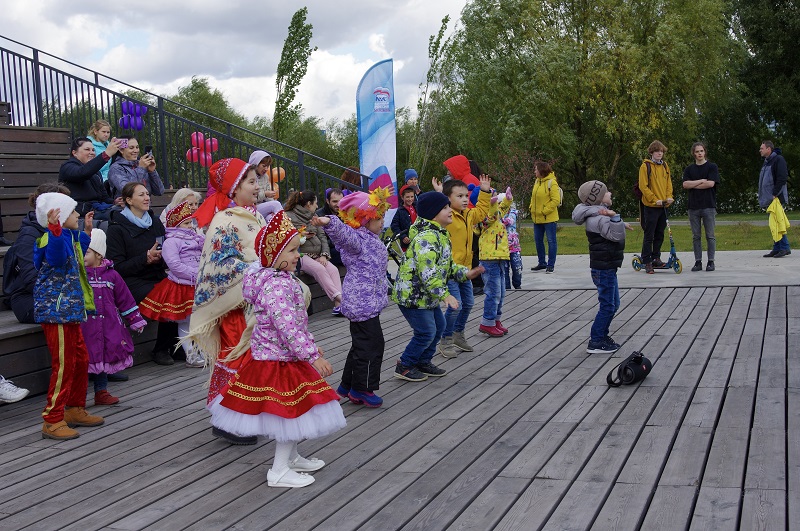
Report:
343,316,384,392
641,206,667,264
153,320,180,356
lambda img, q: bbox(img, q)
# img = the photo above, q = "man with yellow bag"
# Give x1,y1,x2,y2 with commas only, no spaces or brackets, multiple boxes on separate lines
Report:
758,141,791,258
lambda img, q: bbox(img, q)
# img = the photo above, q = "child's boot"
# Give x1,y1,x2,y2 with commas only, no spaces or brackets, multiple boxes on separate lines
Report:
437,336,458,358
495,321,509,335
94,390,119,406
452,331,474,352
42,420,79,440
63,406,104,427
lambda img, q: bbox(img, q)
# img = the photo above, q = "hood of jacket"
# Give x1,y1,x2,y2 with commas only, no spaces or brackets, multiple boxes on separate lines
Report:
572,203,603,225
408,216,446,243
21,211,46,234
289,205,314,225
443,155,472,180
86,258,114,276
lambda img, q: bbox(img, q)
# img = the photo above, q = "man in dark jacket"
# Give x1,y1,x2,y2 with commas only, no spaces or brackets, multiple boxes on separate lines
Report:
758,141,791,257
58,137,121,221
316,187,344,266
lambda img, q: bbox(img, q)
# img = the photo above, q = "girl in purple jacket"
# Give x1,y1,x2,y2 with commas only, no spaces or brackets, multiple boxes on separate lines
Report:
140,201,205,367
82,230,147,405
312,188,391,407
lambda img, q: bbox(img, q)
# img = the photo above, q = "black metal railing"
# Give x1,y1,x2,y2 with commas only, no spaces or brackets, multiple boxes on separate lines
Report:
0,35,367,198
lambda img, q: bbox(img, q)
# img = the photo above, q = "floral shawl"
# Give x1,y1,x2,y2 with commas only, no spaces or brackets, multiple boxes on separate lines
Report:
187,206,265,362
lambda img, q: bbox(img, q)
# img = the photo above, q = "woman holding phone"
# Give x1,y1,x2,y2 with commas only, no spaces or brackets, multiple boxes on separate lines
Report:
108,136,165,199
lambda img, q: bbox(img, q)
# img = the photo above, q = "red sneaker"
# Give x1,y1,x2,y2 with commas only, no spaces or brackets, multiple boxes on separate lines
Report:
495,321,508,334
94,390,119,406
479,324,504,337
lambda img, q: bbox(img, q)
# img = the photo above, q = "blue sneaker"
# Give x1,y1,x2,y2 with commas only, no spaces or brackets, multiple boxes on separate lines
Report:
587,339,619,354
335,385,350,400
348,389,383,408
331,306,343,316
603,337,622,351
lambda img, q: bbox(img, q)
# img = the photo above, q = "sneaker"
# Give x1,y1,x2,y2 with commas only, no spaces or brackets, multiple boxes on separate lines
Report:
452,331,474,352
108,372,129,382
42,420,79,440
211,426,258,445
267,468,315,488
348,389,383,407
706,261,715,272
288,455,326,472
63,407,104,427
763,250,778,257
417,362,447,377
531,264,547,271
774,250,790,258
437,336,458,358
586,339,619,354
0,376,30,404
479,324,504,337
691,261,702,272
394,362,428,382
331,306,343,316
185,360,205,368
652,259,666,268
495,321,509,334
94,390,119,406
335,384,351,400
546,266,554,274
603,337,622,351
152,350,174,366
645,263,654,274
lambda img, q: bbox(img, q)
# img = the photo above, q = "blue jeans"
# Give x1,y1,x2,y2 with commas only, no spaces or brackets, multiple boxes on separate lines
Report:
505,252,523,289
590,269,620,342
772,234,791,252
534,222,558,267
443,279,474,337
93,372,108,393
398,306,445,367
480,260,505,326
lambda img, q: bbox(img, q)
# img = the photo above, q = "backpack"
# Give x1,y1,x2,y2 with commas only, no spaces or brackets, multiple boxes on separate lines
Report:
632,162,652,201
547,180,563,207
2,242,20,296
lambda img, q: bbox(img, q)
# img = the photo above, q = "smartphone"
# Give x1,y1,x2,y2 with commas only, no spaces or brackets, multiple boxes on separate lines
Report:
118,138,128,149
144,145,153,156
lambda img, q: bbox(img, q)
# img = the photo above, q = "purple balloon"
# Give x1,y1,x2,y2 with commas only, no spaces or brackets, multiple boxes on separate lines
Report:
134,116,144,130
121,115,132,129
140,106,148,115
133,103,142,117
118,116,125,129
121,101,131,115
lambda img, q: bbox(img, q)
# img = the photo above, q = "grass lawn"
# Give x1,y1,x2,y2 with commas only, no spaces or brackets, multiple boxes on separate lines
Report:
519,222,799,256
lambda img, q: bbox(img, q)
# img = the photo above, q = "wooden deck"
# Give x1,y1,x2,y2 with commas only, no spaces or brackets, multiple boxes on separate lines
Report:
0,285,798,530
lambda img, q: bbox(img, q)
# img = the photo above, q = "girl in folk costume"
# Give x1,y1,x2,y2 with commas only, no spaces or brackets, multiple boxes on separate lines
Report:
312,187,391,407
81,230,147,405
210,208,345,488
140,200,206,367
184,158,267,446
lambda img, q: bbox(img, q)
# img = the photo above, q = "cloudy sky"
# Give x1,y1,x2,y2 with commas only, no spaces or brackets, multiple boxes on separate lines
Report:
2,0,468,124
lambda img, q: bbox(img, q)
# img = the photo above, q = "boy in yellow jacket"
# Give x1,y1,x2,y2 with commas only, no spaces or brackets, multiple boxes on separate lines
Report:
477,188,514,337
432,174,492,356
638,140,674,274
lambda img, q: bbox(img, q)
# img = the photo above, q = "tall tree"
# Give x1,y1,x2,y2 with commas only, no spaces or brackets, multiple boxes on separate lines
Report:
274,7,317,141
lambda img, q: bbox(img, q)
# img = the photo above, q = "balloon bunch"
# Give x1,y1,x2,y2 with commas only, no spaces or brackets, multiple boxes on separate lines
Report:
118,101,147,130
185,132,219,168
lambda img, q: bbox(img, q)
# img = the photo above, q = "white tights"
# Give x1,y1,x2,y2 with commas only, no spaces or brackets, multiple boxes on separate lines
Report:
272,441,300,473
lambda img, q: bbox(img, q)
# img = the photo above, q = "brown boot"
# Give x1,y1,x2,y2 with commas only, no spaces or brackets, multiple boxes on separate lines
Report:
64,406,104,427
42,420,79,440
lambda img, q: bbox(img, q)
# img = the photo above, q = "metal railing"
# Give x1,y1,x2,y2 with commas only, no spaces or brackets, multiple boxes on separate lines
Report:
0,35,367,198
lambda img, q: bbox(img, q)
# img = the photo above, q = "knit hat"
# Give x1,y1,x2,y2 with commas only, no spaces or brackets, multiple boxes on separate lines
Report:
416,192,450,221
404,168,419,182
165,200,193,228
578,180,608,206
338,187,392,228
255,209,298,268
193,158,251,228
88,229,107,257
35,192,78,228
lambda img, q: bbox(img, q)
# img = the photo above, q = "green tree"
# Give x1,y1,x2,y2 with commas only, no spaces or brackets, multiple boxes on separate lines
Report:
274,7,317,141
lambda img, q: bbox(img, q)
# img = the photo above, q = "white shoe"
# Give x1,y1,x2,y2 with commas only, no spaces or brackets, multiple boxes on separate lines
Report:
289,455,325,472
0,376,29,404
267,468,315,488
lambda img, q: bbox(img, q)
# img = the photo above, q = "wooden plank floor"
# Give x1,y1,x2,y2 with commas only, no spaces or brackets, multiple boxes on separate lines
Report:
0,285,798,530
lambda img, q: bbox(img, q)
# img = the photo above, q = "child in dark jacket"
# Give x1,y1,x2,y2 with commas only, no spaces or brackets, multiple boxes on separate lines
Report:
82,230,147,406
390,185,418,251
34,193,105,440
313,188,392,407
572,181,632,355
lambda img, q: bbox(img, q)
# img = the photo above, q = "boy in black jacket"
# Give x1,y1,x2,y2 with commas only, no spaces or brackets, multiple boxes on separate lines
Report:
572,180,632,354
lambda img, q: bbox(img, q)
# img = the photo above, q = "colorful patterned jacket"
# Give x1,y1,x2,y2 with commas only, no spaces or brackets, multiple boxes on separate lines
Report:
33,224,94,323
391,217,468,309
503,205,521,253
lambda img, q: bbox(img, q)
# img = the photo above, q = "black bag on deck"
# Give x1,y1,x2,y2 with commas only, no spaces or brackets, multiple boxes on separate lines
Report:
607,351,652,387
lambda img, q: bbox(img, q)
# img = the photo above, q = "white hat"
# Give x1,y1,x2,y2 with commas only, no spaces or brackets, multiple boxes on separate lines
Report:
88,230,107,257
35,193,78,228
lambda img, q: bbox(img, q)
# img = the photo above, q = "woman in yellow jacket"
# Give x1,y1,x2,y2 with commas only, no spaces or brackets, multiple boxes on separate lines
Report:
528,161,561,273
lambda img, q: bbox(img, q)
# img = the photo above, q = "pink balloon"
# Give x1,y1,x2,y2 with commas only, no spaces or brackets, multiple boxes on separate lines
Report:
190,132,205,149
200,152,213,167
186,147,201,163
204,138,219,153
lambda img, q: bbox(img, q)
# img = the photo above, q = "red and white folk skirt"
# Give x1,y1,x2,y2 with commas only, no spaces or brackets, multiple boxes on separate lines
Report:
139,278,194,322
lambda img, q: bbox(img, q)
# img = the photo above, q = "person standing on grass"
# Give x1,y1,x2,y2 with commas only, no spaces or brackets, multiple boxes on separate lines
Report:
758,141,791,258
638,140,674,274
682,142,719,272
528,161,561,274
